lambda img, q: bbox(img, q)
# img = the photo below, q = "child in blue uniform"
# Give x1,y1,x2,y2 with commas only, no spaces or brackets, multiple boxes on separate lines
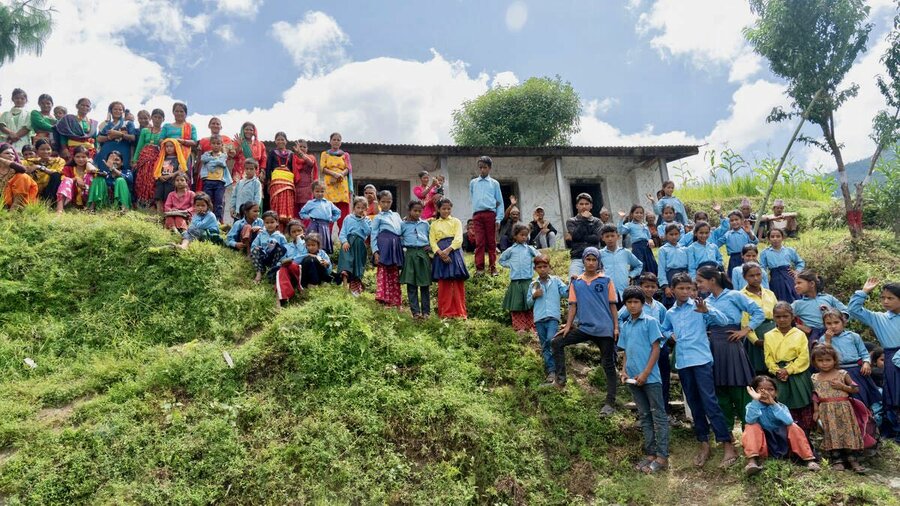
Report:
618,205,657,275
499,223,539,332
528,255,568,385
717,210,757,278
759,228,805,302
400,200,432,319
299,181,341,254
599,225,643,305
792,269,848,343
337,196,371,295
250,210,288,284
657,224,688,308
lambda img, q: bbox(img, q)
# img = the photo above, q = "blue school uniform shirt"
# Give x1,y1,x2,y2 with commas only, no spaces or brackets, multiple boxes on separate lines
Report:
718,227,757,254
400,219,430,248
599,246,643,296
759,246,805,271
370,210,403,253
618,220,652,243
661,299,728,368
189,211,219,234
678,231,694,247
283,238,309,263
618,299,667,326
657,219,685,237
304,249,332,269
499,243,539,280
527,276,569,322
338,214,371,243
251,228,288,255
617,313,666,384
818,330,870,366
706,288,765,329
745,400,794,431
849,290,900,348
711,219,729,246
657,242,689,287
299,198,341,222
469,175,504,221
687,241,724,277
792,293,848,329
654,196,687,225
225,217,263,247
730,267,770,291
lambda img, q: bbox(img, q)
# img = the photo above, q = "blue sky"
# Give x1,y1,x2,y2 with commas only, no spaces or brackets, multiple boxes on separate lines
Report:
4,0,897,174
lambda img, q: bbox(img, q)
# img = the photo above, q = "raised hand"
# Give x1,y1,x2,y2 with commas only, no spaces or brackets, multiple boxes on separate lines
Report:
746,385,761,401
712,203,721,213
862,277,880,293
617,210,626,219
694,297,709,313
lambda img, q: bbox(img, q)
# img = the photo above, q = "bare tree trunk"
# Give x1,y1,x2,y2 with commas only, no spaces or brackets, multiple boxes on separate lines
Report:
823,112,861,239
754,89,823,236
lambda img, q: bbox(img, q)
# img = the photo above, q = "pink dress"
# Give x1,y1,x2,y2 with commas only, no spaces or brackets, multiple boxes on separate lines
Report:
414,184,437,220
164,189,195,230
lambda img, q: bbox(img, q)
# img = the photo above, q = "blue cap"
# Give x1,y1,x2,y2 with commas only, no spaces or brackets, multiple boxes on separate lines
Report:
582,247,600,260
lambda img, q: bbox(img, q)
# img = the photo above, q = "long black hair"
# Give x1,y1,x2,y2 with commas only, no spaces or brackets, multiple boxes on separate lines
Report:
697,265,732,290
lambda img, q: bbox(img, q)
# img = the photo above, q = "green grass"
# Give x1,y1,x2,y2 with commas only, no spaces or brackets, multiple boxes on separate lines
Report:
675,175,833,203
0,206,898,505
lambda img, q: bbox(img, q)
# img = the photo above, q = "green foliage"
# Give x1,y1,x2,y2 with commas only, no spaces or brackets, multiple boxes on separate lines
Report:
451,76,582,146
0,0,53,66
863,144,900,236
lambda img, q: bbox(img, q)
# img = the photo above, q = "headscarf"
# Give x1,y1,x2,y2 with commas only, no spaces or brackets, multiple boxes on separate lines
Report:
582,246,600,260
238,122,264,161
55,114,98,139
153,138,188,178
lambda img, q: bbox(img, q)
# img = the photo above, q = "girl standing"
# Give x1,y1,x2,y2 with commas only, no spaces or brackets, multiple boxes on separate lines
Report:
430,198,469,319
717,210,758,278
400,200,432,319
686,221,723,278
320,132,352,229
299,181,341,254
740,262,776,375
811,345,866,473
337,197,371,296
820,309,881,409
56,145,93,210
163,173,195,233
132,108,164,207
764,302,814,433
759,228,805,303
267,132,297,227
371,191,405,307
291,139,319,219
0,88,32,153
696,265,764,435
617,205,657,275
199,135,231,222
648,180,687,225
792,270,848,342
55,98,98,159
499,223,540,332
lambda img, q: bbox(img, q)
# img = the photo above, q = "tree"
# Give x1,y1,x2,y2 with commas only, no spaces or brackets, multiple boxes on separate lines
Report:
745,0,873,239
451,76,581,146
0,0,53,67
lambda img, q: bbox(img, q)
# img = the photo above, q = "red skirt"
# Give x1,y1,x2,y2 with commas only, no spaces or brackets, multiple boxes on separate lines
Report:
437,279,467,318
511,311,535,332
376,265,402,306
135,144,159,204
165,216,189,230
270,183,296,221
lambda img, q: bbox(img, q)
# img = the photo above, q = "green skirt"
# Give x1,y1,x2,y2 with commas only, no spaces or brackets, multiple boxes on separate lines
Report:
776,363,813,409
746,320,775,373
502,279,532,312
399,246,432,286
87,177,109,207
337,235,367,280
112,177,131,208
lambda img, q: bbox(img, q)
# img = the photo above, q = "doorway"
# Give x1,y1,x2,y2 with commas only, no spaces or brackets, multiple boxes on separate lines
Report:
354,180,408,212
569,181,604,217
498,180,520,214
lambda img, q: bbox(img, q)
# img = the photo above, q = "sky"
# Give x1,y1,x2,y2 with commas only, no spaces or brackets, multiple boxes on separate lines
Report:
2,0,897,177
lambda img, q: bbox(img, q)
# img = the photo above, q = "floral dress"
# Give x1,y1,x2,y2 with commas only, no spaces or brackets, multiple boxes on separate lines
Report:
812,370,863,451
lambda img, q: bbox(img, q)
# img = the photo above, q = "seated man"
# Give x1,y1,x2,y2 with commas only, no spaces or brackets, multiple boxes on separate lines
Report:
759,199,798,238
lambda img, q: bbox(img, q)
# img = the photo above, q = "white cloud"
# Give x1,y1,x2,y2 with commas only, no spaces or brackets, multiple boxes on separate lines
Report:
215,0,262,18
626,0,643,11
706,79,790,149
491,71,520,88
505,1,528,32
272,11,350,75
216,25,237,44
728,50,763,83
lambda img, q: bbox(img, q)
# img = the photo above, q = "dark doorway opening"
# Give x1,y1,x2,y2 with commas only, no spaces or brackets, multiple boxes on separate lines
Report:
569,182,604,217
354,180,406,212
498,181,520,213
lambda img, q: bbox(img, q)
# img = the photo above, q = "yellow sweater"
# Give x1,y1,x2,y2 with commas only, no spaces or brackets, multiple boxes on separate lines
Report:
764,327,810,375
429,216,462,252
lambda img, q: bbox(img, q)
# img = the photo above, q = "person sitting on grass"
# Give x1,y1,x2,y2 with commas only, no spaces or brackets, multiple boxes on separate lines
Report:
742,375,820,476
759,198,798,239
250,210,288,284
177,192,221,249
225,202,263,256
299,233,333,288
163,173,194,234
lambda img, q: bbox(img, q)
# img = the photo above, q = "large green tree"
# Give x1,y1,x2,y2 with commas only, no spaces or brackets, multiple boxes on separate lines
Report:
0,0,53,67
451,76,581,146
745,0,873,238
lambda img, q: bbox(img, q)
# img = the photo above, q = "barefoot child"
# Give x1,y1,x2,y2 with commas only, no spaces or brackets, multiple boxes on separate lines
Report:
225,202,263,255
178,192,220,248
618,205,657,275
299,181,341,254
661,273,736,468
299,233,333,288
429,198,469,319
820,309,881,409
811,345,867,473
764,302,814,433
337,197,371,295
792,270,848,342
400,200,432,319
742,375,819,476
250,211,289,284
619,286,669,474
499,223,539,332
740,262,776,375
759,228,805,302
163,173,194,233
371,190,405,306
528,255,568,385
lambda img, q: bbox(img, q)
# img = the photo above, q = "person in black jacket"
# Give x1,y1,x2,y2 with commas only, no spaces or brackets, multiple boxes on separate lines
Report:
529,206,558,249
565,193,602,279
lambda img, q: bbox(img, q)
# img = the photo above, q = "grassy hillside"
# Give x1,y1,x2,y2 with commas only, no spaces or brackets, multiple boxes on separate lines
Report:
0,207,898,505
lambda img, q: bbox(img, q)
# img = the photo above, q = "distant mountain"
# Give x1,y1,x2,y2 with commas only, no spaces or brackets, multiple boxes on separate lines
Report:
828,149,895,191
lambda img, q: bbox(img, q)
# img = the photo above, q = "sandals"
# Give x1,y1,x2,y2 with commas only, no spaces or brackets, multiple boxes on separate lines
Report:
744,461,762,476
634,457,654,471
643,460,668,474
805,461,820,472
847,459,867,474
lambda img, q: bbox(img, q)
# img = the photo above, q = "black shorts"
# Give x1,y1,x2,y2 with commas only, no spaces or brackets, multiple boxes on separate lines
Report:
154,179,175,202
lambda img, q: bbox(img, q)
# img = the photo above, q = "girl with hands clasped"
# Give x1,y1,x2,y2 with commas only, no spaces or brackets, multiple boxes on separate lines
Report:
763,303,814,432
811,345,866,473
337,196,372,296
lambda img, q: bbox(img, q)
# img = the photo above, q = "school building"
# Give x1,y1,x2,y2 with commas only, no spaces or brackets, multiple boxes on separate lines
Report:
305,142,700,233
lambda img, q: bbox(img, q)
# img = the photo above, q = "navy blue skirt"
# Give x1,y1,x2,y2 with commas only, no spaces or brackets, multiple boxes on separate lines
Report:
709,324,754,387
769,266,798,303
884,347,900,409
631,240,657,275
431,238,469,281
376,231,404,267
726,252,743,279
843,364,883,408
307,219,333,254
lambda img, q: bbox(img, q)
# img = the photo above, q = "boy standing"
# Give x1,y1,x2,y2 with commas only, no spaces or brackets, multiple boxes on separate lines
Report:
564,193,602,279
598,224,643,303
468,155,504,276
527,255,569,385
229,160,262,220
552,247,619,416
619,286,669,473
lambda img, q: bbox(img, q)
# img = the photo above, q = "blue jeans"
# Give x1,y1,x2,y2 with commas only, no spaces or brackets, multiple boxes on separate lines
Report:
678,362,733,443
627,382,670,458
535,318,559,373
203,179,226,222
568,259,584,279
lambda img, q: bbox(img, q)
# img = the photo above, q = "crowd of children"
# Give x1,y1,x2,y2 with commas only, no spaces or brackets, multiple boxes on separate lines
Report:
3,94,899,477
